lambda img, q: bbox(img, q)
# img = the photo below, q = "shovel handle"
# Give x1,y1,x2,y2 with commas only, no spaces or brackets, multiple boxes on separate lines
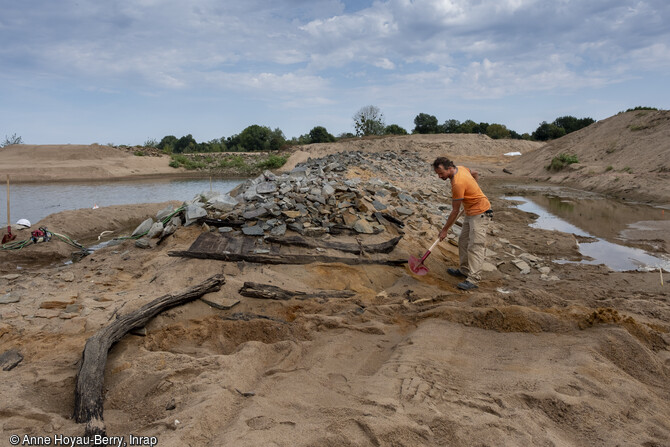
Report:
419,238,441,262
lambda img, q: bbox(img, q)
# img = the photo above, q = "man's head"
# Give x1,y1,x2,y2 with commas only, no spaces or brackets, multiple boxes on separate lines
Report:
433,157,456,180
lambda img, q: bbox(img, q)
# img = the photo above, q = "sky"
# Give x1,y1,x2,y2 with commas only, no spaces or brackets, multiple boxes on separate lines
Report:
1,0,669,145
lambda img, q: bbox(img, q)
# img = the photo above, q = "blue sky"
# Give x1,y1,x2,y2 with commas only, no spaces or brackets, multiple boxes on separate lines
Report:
1,0,668,145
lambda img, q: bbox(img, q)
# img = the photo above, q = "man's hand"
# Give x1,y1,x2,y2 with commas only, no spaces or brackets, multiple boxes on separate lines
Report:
439,226,449,241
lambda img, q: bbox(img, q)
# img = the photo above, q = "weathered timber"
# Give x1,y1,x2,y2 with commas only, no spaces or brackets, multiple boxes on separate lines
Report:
73,274,225,437
239,282,356,300
169,232,405,266
169,249,405,266
264,235,402,254
202,217,245,227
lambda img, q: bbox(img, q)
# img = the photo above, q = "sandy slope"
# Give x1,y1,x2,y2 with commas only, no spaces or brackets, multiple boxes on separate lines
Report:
509,109,670,204
0,132,669,446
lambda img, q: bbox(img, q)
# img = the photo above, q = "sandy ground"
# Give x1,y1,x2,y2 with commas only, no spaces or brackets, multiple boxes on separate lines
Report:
1,134,669,446
0,144,184,183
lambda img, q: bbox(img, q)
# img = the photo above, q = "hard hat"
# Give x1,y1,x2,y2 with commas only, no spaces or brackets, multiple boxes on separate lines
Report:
15,219,31,229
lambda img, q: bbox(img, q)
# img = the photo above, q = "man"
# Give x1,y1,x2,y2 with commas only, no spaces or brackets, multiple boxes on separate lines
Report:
433,157,492,290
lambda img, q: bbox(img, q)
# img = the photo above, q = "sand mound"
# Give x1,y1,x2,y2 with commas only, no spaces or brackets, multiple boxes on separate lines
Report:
0,144,182,183
281,134,544,172
509,109,670,203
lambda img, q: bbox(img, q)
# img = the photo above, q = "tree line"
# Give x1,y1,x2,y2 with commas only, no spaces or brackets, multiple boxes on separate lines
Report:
3,106,657,151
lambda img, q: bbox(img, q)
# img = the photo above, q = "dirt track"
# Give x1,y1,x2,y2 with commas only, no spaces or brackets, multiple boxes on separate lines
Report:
1,135,669,446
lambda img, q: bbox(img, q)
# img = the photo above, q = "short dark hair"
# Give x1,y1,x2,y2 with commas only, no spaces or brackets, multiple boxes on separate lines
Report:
432,157,455,170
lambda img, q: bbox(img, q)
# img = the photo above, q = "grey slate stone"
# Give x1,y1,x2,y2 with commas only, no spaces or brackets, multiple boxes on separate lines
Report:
242,225,265,236
185,204,207,226
257,181,278,194
147,222,164,239
132,218,154,237
156,205,175,222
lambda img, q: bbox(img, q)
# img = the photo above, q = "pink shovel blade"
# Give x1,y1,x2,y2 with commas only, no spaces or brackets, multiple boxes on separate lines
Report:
408,255,430,275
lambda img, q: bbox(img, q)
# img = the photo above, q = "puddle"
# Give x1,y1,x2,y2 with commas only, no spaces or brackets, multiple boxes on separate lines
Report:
505,195,670,272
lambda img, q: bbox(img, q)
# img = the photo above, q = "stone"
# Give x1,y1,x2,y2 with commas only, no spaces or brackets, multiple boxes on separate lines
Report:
270,224,287,236
1,274,21,281
0,349,23,371
322,183,336,197
396,207,414,216
512,259,531,274
242,225,265,236
256,181,278,194
353,219,375,234
208,194,238,212
58,272,74,282
135,238,151,249
282,210,301,219
132,218,154,237
161,223,177,238
372,200,387,211
156,205,175,222
184,204,207,226
0,293,20,304
147,222,164,239
538,266,551,274
218,227,234,233
243,207,269,220
290,167,308,179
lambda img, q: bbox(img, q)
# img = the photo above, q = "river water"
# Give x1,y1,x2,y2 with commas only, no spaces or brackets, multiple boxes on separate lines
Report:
505,194,670,272
2,178,244,226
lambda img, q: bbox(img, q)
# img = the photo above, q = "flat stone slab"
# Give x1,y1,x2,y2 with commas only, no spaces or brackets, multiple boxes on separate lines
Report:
0,349,23,371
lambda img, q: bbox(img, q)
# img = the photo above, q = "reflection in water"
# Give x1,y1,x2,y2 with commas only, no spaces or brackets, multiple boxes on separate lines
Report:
2,178,244,225
506,196,670,272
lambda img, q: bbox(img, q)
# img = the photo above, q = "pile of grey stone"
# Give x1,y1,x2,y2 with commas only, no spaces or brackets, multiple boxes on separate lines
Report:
177,151,435,238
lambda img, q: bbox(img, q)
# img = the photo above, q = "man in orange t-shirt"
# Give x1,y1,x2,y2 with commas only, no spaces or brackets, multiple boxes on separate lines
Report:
433,157,492,290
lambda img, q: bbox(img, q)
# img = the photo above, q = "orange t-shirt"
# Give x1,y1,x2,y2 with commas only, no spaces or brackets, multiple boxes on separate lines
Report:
451,166,491,216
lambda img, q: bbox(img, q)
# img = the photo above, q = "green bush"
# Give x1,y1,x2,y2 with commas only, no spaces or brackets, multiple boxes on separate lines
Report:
133,150,145,156
218,155,246,169
546,153,579,171
169,154,205,170
256,154,288,170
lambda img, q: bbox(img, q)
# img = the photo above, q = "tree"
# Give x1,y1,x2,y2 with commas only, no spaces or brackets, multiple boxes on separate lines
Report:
174,134,198,153
485,123,511,139
532,121,566,141
308,126,336,143
441,119,460,133
473,122,490,134
353,105,385,136
413,113,439,134
458,120,478,134
384,124,408,135
1,133,23,147
238,125,285,151
157,135,178,153
552,116,595,134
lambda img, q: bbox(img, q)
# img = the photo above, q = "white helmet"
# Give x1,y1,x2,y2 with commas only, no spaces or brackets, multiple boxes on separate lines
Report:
15,219,31,229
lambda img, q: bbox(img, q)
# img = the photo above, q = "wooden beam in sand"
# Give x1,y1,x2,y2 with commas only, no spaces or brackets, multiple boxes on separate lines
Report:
73,274,225,437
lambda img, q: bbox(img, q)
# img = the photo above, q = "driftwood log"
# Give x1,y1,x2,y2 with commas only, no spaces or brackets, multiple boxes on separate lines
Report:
239,282,356,300
73,274,225,437
264,235,402,254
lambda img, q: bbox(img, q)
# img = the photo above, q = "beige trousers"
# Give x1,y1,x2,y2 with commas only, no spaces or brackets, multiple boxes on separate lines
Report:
458,212,490,284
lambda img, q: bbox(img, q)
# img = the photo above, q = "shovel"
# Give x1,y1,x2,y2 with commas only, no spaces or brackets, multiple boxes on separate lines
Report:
2,175,15,244
408,238,440,275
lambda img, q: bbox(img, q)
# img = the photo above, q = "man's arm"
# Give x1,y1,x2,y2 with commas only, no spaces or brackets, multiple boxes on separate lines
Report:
439,199,463,241
471,169,480,182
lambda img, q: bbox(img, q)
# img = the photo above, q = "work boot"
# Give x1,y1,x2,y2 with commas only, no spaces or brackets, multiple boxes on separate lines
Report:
447,268,467,278
457,281,478,291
